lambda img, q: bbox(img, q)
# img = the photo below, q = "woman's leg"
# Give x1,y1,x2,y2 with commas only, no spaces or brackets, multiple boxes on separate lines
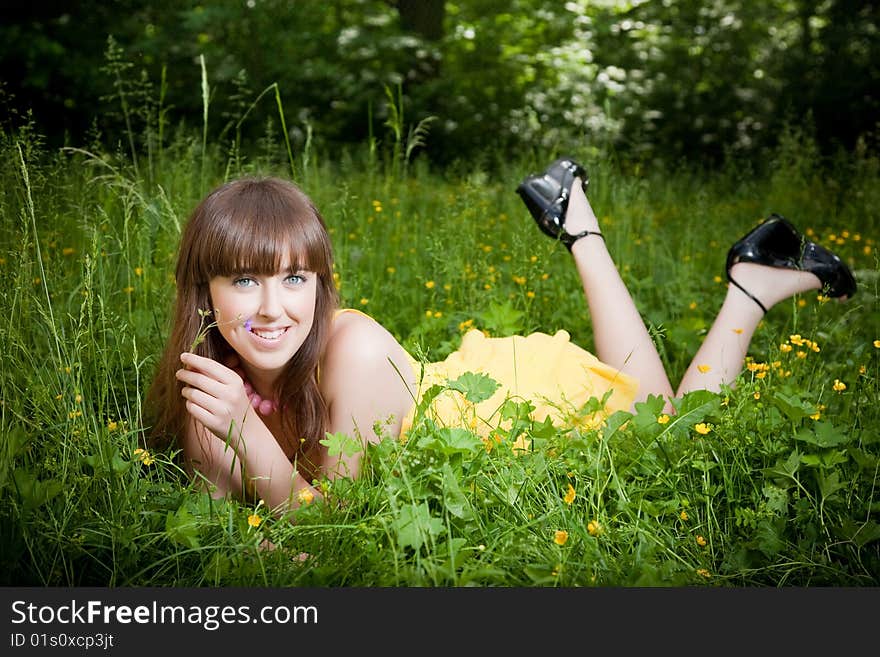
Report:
565,179,675,403
676,263,822,395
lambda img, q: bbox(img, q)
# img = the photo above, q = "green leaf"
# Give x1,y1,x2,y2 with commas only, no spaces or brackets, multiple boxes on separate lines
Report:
795,421,851,448
675,389,721,415
762,450,801,482
165,505,201,549
839,520,880,548
755,519,785,557
631,394,667,432
500,398,535,422
601,410,632,439
479,300,523,336
762,485,789,514
320,431,364,458
442,463,474,520
447,371,500,404
393,502,443,551
12,470,62,510
816,470,845,501
530,415,558,441
416,427,482,456
414,383,445,420
110,449,131,474
771,391,817,423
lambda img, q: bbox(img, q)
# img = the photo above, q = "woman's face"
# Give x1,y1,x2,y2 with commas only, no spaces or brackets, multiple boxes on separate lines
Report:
208,255,318,382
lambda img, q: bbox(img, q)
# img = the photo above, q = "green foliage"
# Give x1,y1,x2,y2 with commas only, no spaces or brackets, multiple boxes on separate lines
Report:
3,1,878,166
0,71,878,586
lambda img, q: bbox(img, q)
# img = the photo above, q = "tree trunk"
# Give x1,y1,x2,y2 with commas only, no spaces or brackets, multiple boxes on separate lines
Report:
396,0,445,41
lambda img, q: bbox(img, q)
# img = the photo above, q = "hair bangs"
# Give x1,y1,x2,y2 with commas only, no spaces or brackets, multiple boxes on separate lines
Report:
192,178,332,283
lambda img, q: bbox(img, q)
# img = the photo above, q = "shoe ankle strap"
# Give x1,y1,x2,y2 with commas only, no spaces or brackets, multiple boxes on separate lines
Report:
563,230,604,252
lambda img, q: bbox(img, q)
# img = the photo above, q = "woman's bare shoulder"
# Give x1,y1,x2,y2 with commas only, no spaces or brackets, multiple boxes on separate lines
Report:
321,310,414,391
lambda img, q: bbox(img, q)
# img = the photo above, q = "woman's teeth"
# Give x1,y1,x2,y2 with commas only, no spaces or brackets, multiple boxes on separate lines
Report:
252,327,287,340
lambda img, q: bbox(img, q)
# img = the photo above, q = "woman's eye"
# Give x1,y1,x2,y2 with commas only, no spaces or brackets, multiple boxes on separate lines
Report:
285,273,306,285
232,277,256,288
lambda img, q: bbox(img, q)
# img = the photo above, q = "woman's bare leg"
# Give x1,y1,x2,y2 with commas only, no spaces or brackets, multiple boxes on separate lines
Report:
676,262,823,395
565,179,675,403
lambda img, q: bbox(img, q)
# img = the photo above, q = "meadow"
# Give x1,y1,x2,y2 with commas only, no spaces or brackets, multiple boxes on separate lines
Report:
1,101,878,586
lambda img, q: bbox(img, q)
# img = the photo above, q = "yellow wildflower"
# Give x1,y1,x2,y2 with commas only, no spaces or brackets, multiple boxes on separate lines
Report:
107,420,118,431
694,423,711,435
360,297,369,306
587,520,601,537
713,275,722,283
133,448,154,465
563,484,576,505
790,334,804,346
680,510,688,521
247,514,262,528
297,488,315,505
873,340,880,349
833,379,846,392
810,410,821,421
696,568,711,578
697,364,712,373
780,343,793,353
386,267,396,274
796,351,807,359
134,267,143,276
425,280,435,289
859,365,867,375
657,414,670,425
797,298,807,308
689,301,697,310
74,394,82,403
553,530,569,546
753,391,761,400
696,535,707,547
62,247,75,256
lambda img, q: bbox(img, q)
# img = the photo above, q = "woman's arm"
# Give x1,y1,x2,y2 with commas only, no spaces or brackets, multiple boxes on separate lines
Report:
318,314,416,480
176,352,318,513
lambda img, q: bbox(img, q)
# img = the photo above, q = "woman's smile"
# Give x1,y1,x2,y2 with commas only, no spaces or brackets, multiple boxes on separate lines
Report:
209,261,318,378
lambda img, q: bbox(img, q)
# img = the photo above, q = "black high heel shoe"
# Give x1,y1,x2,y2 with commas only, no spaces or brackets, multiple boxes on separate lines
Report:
726,213,857,312
516,156,602,251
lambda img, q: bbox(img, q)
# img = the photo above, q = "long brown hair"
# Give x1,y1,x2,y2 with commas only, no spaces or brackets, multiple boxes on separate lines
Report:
145,176,339,458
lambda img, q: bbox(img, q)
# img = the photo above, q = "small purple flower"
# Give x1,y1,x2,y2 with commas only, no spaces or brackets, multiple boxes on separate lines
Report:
244,318,253,332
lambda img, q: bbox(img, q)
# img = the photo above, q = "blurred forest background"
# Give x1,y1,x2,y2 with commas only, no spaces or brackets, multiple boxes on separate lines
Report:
1,0,879,168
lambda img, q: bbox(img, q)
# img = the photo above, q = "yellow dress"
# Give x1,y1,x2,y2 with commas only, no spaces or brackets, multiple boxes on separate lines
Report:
398,327,638,437
334,308,638,437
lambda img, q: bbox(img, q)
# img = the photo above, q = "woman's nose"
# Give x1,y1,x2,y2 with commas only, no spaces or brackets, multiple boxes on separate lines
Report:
258,282,283,318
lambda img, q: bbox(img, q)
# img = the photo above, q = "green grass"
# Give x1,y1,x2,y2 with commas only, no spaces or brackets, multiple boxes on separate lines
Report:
1,112,878,586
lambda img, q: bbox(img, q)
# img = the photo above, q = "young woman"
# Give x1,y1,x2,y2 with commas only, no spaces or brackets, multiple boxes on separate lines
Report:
146,159,856,516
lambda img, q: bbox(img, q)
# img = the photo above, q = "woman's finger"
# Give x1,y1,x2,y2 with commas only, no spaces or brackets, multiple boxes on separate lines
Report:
180,352,242,385
176,367,230,398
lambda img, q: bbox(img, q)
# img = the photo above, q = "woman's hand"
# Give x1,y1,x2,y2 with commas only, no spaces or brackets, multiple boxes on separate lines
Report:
176,352,253,442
